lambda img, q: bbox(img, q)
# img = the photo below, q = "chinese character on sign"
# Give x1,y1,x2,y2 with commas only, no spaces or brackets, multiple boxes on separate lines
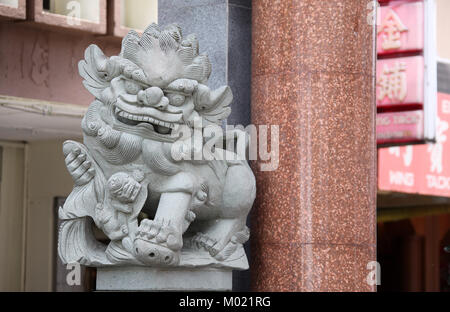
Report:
378,8,408,51
377,62,407,102
427,116,449,174
389,146,413,167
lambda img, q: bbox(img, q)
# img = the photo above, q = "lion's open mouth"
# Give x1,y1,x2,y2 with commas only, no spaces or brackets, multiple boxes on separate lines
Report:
113,96,184,135
114,107,176,135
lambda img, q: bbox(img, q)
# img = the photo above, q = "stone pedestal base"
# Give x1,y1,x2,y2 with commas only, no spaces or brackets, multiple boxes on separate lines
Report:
96,267,232,291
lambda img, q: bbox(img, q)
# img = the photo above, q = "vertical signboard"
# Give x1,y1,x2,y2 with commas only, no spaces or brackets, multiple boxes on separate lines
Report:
376,0,437,146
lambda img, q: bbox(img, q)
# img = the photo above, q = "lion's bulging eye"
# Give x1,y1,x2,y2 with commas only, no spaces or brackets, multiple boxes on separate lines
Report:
124,80,141,95
167,94,186,107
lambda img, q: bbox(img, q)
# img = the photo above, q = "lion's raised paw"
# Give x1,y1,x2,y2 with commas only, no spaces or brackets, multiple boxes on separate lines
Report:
63,141,95,186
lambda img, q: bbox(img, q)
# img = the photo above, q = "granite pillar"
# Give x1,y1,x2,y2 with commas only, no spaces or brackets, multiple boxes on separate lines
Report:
251,0,377,291
158,0,252,126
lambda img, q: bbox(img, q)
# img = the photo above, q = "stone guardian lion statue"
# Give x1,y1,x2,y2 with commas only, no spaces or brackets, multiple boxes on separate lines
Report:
58,23,256,270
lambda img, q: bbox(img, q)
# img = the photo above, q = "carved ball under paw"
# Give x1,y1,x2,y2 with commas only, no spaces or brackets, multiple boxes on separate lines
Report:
133,238,180,266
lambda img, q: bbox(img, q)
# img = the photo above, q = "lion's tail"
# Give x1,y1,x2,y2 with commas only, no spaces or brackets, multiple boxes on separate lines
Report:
58,215,108,266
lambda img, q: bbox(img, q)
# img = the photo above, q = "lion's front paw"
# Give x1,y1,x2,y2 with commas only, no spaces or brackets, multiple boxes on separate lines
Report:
191,232,233,261
136,219,183,251
63,141,95,186
193,227,250,261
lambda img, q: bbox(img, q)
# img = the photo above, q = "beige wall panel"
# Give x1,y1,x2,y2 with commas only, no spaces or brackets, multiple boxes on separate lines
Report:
121,0,157,30
0,145,25,291
24,139,75,291
437,0,450,60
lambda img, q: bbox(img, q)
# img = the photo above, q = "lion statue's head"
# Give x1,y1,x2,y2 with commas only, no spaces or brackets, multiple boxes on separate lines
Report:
79,23,232,140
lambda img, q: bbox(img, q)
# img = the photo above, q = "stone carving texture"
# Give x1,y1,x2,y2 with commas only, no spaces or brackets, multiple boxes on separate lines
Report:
58,23,255,269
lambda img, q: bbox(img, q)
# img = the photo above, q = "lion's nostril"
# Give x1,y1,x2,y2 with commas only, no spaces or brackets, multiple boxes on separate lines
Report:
135,248,139,253
137,90,146,105
149,252,155,258
164,256,171,262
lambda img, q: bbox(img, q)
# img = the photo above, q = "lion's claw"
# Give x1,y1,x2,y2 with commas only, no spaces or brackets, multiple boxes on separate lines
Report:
192,227,250,261
192,232,219,255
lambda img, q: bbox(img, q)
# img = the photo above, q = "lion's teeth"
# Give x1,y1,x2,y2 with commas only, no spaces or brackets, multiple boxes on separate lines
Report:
116,109,175,131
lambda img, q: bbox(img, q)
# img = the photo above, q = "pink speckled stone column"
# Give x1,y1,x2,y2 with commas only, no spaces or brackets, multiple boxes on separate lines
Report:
250,0,377,291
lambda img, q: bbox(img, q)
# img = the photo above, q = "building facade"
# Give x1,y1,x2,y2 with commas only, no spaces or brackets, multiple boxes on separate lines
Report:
0,0,448,292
